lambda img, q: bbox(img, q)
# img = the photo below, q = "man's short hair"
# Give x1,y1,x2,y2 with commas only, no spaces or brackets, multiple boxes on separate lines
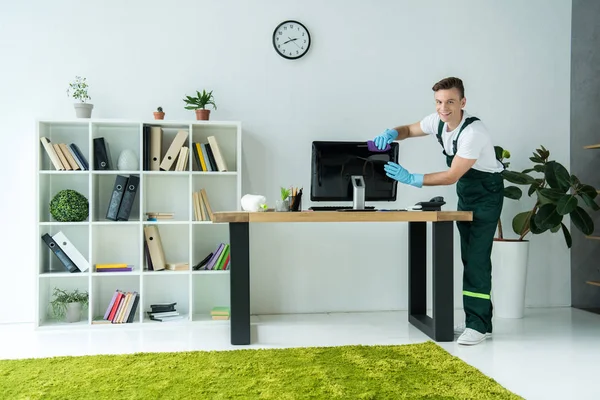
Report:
432,77,465,99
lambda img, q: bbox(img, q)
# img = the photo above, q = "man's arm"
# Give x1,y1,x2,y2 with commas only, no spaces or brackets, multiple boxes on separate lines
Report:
422,155,476,186
392,122,428,140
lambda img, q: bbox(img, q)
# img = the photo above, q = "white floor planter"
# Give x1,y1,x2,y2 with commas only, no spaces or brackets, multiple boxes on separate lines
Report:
491,239,530,319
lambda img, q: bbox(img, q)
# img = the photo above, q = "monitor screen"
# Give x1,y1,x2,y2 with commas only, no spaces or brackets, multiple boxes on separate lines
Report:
310,141,399,202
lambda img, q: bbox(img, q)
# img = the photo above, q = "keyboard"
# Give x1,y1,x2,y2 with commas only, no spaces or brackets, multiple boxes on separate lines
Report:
308,206,376,211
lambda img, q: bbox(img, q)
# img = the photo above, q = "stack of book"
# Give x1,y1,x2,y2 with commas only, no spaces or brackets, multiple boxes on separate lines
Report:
95,263,133,272
145,212,174,221
147,302,184,322
94,290,140,324
40,137,89,171
211,306,230,320
192,188,214,221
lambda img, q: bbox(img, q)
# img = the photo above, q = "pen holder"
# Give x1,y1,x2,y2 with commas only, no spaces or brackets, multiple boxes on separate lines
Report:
289,193,302,211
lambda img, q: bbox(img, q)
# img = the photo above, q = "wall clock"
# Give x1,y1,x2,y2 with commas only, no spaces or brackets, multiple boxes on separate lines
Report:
272,20,311,60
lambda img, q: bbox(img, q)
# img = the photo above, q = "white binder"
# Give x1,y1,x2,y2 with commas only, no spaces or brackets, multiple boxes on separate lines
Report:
52,231,90,272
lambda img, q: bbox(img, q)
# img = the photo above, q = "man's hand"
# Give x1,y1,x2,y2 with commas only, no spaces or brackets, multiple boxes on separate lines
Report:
384,162,423,188
373,129,398,150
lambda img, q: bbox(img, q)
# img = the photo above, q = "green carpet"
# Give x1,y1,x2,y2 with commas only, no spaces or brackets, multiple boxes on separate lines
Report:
0,341,521,399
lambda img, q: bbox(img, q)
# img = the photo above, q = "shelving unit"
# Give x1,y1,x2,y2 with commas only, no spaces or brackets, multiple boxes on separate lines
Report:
584,143,600,289
35,119,241,328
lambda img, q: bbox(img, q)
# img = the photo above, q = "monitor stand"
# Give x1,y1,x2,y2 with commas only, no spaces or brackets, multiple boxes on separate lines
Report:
339,175,376,212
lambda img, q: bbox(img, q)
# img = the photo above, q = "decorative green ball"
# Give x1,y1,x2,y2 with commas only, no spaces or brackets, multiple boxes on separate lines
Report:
50,189,89,222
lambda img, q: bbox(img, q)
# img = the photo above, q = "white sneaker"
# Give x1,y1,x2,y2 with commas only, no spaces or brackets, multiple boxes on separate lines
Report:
454,323,492,338
457,328,488,345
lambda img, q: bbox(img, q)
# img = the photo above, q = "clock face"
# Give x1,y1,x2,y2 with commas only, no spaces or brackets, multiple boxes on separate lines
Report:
272,20,311,60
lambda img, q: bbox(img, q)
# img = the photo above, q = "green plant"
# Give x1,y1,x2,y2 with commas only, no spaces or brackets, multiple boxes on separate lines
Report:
50,189,89,222
67,76,91,103
49,287,89,319
280,187,291,201
157,106,163,112
495,145,599,247
183,90,217,110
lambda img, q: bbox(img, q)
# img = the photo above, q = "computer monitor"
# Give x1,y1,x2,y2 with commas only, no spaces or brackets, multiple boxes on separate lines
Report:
310,141,399,209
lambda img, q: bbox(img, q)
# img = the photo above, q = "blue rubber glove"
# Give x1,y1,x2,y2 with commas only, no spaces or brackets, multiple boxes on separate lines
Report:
373,128,398,150
384,161,424,188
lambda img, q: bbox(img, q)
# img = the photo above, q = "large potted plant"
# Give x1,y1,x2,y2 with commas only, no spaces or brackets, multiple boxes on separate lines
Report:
67,76,93,118
183,90,217,120
492,145,599,318
49,287,89,323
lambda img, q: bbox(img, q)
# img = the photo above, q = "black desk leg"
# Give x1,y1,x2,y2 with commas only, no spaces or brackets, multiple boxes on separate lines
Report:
229,222,250,345
408,221,454,342
432,221,454,341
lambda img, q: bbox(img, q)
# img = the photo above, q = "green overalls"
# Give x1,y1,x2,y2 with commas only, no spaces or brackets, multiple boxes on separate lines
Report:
436,117,504,335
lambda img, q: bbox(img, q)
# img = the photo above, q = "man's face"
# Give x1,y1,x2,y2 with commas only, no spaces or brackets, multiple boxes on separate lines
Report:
435,88,466,123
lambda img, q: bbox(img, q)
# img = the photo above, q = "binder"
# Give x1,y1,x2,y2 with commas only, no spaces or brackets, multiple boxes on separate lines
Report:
149,127,162,171
52,231,90,272
41,233,78,273
207,136,228,171
116,175,140,221
160,130,189,171
143,126,150,171
93,137,110,170
106,175,128,221
143,225,166,271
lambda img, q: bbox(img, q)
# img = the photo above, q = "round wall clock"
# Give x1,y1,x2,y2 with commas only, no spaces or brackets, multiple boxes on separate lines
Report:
272,20,311,60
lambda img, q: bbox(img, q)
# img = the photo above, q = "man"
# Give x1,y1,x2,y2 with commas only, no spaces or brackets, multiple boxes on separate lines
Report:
372,77,504,345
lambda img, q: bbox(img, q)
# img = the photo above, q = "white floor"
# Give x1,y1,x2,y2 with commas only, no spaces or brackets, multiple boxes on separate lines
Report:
1,307,599,400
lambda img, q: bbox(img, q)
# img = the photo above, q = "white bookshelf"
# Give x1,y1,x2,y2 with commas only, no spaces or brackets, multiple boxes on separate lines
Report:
35,119,241,328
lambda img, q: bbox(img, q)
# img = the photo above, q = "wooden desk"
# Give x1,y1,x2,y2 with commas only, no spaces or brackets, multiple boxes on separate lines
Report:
213,210,473,345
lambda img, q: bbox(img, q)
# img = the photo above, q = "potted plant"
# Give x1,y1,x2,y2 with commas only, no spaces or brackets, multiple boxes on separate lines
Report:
491,145,599,318
67,76,93,118
153,106,165,120
183,90,217,120
49,287,89,323
276,187,291,212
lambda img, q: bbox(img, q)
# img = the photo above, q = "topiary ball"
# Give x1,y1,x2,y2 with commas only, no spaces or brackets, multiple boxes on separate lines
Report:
50,189,89,222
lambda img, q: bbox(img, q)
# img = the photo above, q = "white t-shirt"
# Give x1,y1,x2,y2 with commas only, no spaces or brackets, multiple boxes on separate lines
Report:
419,111,503,173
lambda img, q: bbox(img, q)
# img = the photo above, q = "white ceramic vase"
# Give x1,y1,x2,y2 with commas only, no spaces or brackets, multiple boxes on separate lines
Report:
66,302,82,323
117,149,138,171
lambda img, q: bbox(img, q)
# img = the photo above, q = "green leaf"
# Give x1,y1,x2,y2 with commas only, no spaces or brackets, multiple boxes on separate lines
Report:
570,206,594,236
522,168,535,174
580,193,600,211
529,213,548,234
533,164,546,173
579,184,598,199
528,183,538,196
534,203,563,230
503,170,536,185
504,186,522,200
512,211,531,236
556,194,578,215
544,161,571,192
530,156,544,163
550,224,561,233
570,174,581,187
560,222,572,248
537,188,565,204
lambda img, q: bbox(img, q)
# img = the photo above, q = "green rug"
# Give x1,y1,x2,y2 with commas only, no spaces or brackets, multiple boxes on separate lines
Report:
0,341,521,399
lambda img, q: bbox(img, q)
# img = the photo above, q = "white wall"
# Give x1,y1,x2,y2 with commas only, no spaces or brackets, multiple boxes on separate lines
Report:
0,0,572,323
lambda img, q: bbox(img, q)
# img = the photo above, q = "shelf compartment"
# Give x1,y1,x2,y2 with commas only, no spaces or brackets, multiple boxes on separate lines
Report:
192,273,230,320
191,223,229,270
190,123,239,172
92,173,141,222
91,274,141,323
143,224,190,271
37,276,89,328
38,121,90,172
142,274,190,322
91,122,141,171
191,174,238,216
143,124,191,172
143,174,190,221
38,173,90,223
92,224,141,272
38,224,89,275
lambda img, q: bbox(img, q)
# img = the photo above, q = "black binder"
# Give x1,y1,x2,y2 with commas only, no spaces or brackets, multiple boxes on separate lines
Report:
93,137,110,170
41,233,78,273
117,175,140,221
106,175,128,221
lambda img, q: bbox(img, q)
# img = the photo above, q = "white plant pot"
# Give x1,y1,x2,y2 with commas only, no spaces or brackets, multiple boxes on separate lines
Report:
65,302,82,323
491,239,530,319
74,103,93,118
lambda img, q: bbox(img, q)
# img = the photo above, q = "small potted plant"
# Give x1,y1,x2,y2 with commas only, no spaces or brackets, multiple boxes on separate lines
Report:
183,90,217,120
67,76,93,118
276,187,291,212
153,106,165,120
49,287,89,323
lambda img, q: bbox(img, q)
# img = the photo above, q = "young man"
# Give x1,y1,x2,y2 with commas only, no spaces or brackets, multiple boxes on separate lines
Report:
372,77,504,345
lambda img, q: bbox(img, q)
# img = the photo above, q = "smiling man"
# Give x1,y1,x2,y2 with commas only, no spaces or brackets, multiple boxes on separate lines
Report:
372,77,505,345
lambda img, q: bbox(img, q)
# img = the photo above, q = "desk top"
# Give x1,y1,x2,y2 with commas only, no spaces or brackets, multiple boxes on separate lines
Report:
212,210,472,223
